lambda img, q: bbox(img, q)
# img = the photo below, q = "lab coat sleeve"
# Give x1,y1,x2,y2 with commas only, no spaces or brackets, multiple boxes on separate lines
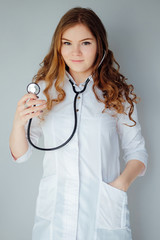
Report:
10,114,42,164
116,102,148,176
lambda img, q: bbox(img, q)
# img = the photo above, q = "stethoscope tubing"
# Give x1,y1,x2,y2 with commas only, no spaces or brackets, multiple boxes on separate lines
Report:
27,78,90,151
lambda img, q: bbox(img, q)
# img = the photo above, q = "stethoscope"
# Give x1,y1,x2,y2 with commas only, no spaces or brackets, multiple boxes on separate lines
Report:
26,51,106,151
27,77,91,151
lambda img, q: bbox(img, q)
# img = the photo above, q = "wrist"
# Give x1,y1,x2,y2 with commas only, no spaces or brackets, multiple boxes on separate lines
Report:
13,116,26,129
109,175,130,192
118,175,130,192
119,172,132,189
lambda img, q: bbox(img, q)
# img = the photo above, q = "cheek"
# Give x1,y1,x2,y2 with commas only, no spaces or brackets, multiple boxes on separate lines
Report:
61,47,69,59
87,49,97,63
84,44,97,60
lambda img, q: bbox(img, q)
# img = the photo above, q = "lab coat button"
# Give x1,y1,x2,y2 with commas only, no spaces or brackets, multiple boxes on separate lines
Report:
76,109,79,112
78,96,80,99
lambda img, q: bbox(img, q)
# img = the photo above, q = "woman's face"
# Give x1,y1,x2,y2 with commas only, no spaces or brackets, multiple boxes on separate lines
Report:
61,24,97,77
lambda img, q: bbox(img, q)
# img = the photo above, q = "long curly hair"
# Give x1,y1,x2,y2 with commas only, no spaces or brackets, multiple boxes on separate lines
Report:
33,7,139,126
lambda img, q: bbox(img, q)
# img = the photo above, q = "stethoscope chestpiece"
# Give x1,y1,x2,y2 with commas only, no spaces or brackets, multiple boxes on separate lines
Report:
27,82,40,95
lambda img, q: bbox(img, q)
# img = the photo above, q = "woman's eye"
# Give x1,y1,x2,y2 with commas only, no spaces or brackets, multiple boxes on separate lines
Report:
63,42,71,45
82,41,91,45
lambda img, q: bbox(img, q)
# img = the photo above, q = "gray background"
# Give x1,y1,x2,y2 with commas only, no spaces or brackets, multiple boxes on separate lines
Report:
0,0,159,239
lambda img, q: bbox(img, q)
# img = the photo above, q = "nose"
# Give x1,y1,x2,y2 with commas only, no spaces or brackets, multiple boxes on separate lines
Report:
72,45,82,55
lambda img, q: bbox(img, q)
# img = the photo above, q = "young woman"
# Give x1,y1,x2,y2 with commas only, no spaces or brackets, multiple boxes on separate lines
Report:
9,7,148,240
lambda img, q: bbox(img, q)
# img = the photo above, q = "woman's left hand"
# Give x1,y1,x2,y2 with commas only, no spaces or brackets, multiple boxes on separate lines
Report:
108,160,146,192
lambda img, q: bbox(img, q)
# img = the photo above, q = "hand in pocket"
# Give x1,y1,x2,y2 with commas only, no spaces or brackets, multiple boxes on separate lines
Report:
108,177,129,192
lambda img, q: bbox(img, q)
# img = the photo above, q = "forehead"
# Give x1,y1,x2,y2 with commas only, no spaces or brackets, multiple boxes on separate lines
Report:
62,24,95,40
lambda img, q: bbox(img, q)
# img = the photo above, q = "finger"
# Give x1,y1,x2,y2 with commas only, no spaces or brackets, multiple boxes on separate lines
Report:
21,104,47,116
23,109,44,122
18,93,38,106
24,99,47,108
18,98,46,112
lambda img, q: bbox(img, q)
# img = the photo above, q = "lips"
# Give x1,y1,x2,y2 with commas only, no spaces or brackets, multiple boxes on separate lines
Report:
71,60,84,62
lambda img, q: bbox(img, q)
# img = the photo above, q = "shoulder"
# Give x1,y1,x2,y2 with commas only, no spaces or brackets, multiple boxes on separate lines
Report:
36,80,46,90
36,79,59,99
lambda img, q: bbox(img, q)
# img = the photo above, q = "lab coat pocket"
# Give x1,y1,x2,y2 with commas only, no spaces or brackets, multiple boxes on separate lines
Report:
97,181,129,230
35,174,57,221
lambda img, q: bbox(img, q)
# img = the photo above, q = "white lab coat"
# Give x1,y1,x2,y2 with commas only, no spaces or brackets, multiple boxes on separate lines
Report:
11,71,148,240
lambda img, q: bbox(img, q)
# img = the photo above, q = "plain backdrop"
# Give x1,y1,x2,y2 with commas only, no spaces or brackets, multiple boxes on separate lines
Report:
0,0,159,239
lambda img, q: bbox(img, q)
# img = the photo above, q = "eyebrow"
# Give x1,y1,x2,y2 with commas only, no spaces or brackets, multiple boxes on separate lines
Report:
61,38,94,41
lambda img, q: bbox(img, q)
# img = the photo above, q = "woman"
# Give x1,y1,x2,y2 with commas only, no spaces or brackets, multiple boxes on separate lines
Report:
9,7,148,240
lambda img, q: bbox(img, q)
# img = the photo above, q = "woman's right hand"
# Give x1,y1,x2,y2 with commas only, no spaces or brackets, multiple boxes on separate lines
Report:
13,93,47,128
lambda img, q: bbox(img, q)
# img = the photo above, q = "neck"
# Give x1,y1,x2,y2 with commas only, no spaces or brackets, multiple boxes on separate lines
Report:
68,69,92,85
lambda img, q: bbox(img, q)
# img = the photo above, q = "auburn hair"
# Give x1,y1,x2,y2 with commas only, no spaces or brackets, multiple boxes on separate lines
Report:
33,7,139,126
